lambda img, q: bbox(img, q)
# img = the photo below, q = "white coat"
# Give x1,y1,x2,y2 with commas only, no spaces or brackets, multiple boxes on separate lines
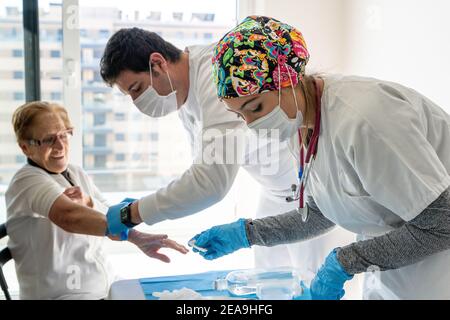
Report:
289,75,450,299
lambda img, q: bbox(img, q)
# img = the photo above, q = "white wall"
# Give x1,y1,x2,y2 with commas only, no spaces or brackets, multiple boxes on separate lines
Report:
239,0,450,111
239,0,346,73
342,0,450,112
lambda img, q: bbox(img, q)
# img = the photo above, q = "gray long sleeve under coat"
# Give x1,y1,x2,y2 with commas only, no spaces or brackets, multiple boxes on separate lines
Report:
245,187,450,275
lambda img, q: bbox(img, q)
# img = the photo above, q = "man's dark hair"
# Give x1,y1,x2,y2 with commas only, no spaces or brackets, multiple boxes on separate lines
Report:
100,27,182,86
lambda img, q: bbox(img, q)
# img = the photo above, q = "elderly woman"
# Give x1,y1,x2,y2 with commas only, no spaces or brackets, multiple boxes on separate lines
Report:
6,101,188,300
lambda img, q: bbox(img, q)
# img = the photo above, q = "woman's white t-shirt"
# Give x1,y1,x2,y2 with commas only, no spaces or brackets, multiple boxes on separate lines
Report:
5,163,116,299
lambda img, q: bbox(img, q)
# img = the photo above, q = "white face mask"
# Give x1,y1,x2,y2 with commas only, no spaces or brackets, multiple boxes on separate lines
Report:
248,64,303,142
248,106,303,142
133,62,178,118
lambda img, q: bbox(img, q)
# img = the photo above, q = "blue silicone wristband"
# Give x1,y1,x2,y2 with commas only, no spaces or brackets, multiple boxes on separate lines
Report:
120,229,129,241
106,202,129,234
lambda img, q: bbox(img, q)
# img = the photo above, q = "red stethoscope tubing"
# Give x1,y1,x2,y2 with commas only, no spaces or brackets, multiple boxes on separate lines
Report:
298,79,322,209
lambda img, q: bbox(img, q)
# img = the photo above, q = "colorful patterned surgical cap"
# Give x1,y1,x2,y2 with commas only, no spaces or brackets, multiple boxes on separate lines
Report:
212,15,310,99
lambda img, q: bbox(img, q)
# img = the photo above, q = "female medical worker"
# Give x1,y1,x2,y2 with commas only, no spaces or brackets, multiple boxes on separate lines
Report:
99,28,354,280
6,101,188,299
190,16,450,300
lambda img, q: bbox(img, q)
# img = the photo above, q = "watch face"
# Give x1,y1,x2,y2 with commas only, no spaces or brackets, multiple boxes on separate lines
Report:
120,206,128,222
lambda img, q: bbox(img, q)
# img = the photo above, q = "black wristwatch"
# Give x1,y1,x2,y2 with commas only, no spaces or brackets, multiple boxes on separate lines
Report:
120,202,139,228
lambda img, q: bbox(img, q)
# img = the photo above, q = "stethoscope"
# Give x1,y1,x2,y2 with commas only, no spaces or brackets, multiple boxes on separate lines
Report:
286,79,322,222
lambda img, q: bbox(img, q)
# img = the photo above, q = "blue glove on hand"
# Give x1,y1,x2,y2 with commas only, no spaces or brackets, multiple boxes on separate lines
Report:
310,249,353,300
189,218,250,260
106,198,136,237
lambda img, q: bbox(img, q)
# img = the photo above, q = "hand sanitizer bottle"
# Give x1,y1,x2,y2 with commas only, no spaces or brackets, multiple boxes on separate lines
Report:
214,267,303,299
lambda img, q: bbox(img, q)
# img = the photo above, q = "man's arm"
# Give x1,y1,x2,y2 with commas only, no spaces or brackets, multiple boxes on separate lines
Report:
131,160,240,225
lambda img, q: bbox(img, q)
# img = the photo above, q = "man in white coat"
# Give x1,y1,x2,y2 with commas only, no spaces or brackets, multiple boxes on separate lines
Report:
99,27,355,285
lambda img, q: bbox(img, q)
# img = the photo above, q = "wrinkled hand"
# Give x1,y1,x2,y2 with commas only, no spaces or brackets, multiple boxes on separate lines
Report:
189,218,250,260
64,186,92,207
128,230,189,263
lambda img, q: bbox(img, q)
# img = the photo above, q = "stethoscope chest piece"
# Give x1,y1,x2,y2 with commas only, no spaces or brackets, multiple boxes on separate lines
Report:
296,205,309,222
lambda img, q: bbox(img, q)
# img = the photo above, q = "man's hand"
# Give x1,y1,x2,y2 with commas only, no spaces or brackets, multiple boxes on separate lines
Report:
64,186,93,207
189,218,250,260
128,230,189,263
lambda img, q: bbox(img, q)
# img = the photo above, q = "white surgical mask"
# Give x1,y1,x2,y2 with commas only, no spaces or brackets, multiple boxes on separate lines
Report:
248,106,303,142
133,62,178,118
248,64,303,142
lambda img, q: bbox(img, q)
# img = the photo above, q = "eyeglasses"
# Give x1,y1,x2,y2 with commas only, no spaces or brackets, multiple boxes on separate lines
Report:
28,128,74,147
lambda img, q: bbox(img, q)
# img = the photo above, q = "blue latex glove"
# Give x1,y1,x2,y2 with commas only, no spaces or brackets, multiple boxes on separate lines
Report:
310,249,353,300
106,198,136,236
189,218,250,260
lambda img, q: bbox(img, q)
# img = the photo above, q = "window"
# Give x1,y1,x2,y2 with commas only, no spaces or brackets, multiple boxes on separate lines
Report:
146,11,161,21
173,12,183,21
192,13,215,22
50,50,60,58
81,48,93,63
150,132,158,141
15,155,26,163
56,28,62,41
203,33,213,40
51,92,61,100
2,26,21,40
115,133,125,141
93,113,106,126
115,113,126,121
94,155,106,168
13,92,24,100
6,6,20,16
93,48,103,59
13,71,24,79
75,0,240,281
115,153,125,161
39,0,63,131
94,134,107,147
80,28,87,38
99,29,110,39
12,49,23,57
1,1,25,299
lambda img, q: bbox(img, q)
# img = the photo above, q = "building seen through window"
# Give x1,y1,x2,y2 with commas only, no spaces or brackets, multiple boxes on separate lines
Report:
0,0,238,195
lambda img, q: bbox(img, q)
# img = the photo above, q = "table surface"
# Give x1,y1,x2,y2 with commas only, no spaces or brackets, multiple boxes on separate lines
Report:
108,279,147,300
108,269,310,300
108,270,237,300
